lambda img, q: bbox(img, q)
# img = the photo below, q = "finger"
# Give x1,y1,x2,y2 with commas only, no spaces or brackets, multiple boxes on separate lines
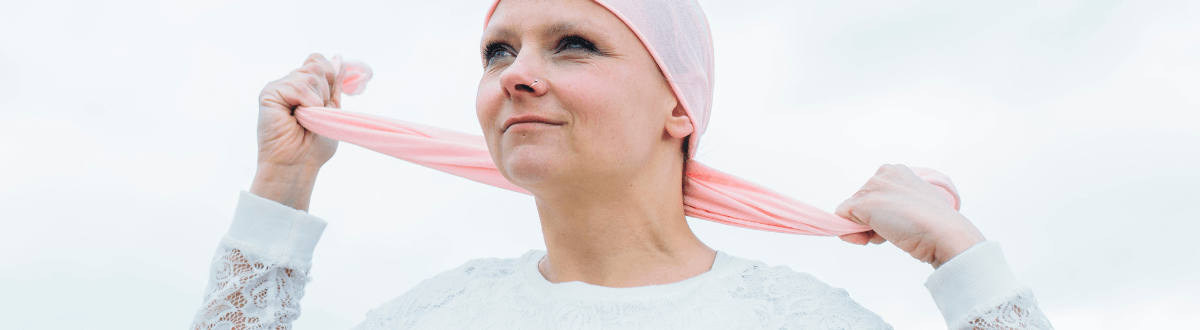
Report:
317,55,338,87
835,197,872,226
259,74,326,113
877,164,920,187
868,233,887,245
839,232,871,245
883,164,931,193
888,163,923,183
875,163,893,175
303,53,338,106
301,53,326,66
834,198,856,222
280,76,327,110
302,53,337,83
296,63,332,106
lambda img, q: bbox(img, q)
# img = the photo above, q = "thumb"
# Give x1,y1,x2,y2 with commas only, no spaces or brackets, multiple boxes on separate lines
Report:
834,198,868,226
839,232,871,245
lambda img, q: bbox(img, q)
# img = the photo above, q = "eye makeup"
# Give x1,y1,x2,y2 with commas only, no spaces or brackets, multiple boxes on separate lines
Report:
480,23,611,67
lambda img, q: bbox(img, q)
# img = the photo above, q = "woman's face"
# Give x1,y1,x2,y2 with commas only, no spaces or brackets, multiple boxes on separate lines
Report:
476,0,689,192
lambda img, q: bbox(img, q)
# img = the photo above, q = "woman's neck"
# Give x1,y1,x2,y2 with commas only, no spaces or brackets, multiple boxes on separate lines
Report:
530,156,716,288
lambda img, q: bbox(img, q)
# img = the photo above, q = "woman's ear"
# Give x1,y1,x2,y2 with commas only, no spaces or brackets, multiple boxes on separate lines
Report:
664,103,694,139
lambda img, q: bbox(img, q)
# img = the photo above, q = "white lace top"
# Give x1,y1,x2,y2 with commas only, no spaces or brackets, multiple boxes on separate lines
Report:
192,192,1054,330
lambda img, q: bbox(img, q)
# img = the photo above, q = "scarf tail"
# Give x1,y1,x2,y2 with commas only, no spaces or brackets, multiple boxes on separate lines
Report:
293,106,960,237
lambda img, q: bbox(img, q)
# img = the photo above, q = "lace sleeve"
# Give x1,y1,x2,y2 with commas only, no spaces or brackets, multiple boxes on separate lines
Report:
959,287,1053,329
191,191,327,330
926,241,1054,330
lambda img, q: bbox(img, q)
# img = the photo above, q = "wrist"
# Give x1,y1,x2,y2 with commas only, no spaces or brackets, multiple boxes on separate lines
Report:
250,163,321,211
254,162,321,182
931,232,985,269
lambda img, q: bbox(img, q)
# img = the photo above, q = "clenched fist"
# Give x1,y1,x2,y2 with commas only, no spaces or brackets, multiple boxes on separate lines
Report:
835,164,986,269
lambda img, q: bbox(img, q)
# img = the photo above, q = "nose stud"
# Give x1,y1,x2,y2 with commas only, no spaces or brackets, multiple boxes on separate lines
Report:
529,79,538,87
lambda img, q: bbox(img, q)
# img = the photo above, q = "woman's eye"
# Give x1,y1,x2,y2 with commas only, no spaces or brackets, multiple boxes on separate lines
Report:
558,36,597,53
484,43,514,65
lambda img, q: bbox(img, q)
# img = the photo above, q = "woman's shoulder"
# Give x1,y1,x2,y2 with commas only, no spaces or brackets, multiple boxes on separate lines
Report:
447,250,538,281
720,254,833,288
711,252,892,329
717,253,861,301
408,250,537,294
354,251,539,330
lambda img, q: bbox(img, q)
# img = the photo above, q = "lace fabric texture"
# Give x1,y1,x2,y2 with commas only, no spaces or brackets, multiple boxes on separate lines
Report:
192,239,311,330
191,246,1052,330
352,253,888,330
349,251,1052,330
960,289,1054,330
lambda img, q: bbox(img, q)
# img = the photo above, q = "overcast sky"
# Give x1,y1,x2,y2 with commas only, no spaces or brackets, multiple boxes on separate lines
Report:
1,0,1197,329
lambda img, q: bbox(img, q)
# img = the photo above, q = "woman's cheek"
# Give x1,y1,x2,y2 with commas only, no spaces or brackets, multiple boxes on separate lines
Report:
476,86,506,160
476,85,502,131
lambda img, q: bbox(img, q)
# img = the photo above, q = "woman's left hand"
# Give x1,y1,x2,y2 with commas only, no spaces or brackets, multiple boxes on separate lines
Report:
834,164,985,269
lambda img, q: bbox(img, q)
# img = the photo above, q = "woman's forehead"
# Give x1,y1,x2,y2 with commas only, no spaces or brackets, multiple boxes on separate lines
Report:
483,0,619,38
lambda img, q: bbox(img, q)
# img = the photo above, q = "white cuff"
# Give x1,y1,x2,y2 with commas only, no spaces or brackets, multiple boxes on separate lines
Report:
225,190,327,265
925,241,1022,327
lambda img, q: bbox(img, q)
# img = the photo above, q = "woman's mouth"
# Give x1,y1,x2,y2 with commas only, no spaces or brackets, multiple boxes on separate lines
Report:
503,114,565,133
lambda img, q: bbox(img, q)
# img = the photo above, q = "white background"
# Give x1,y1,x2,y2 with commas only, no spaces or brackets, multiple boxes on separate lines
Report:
1,0,1197,329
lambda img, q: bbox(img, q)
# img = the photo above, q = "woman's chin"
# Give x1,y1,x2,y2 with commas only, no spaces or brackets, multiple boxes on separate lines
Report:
500,146,570,187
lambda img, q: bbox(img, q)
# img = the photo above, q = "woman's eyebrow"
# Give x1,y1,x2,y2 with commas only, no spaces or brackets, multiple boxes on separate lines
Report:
543,21,609,39
484,21,599,42
543,22,581,36
482,27,517,43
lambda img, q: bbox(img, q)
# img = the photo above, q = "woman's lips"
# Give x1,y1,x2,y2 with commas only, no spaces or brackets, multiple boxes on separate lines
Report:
506,122,557,132
503,114,564,133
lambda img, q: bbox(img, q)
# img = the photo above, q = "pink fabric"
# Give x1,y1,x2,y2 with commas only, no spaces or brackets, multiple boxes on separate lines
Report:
294,98,959,236
293,62,960,236
289,0,962,236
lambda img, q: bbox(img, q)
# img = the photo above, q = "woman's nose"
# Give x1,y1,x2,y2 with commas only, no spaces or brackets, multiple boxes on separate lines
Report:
499,55,547,97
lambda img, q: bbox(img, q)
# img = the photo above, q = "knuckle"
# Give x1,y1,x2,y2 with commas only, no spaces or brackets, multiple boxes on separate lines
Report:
260,79,286,97
851,188,871,199
298,62,322,76
286,80,311,95
300,74,320,88
862,178,884,190
874,166,896,178
315,56,331,68
258,95,279,109
258,81,275,95
314,74,329,89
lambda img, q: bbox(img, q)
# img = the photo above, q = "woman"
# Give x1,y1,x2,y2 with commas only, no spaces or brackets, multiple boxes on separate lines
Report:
192,0,1053,329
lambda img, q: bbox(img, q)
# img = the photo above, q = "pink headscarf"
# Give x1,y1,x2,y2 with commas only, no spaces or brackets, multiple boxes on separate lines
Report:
292,0,961,236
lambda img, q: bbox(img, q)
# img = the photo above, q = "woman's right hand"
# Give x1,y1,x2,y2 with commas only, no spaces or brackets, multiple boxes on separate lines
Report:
249,54,345,211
